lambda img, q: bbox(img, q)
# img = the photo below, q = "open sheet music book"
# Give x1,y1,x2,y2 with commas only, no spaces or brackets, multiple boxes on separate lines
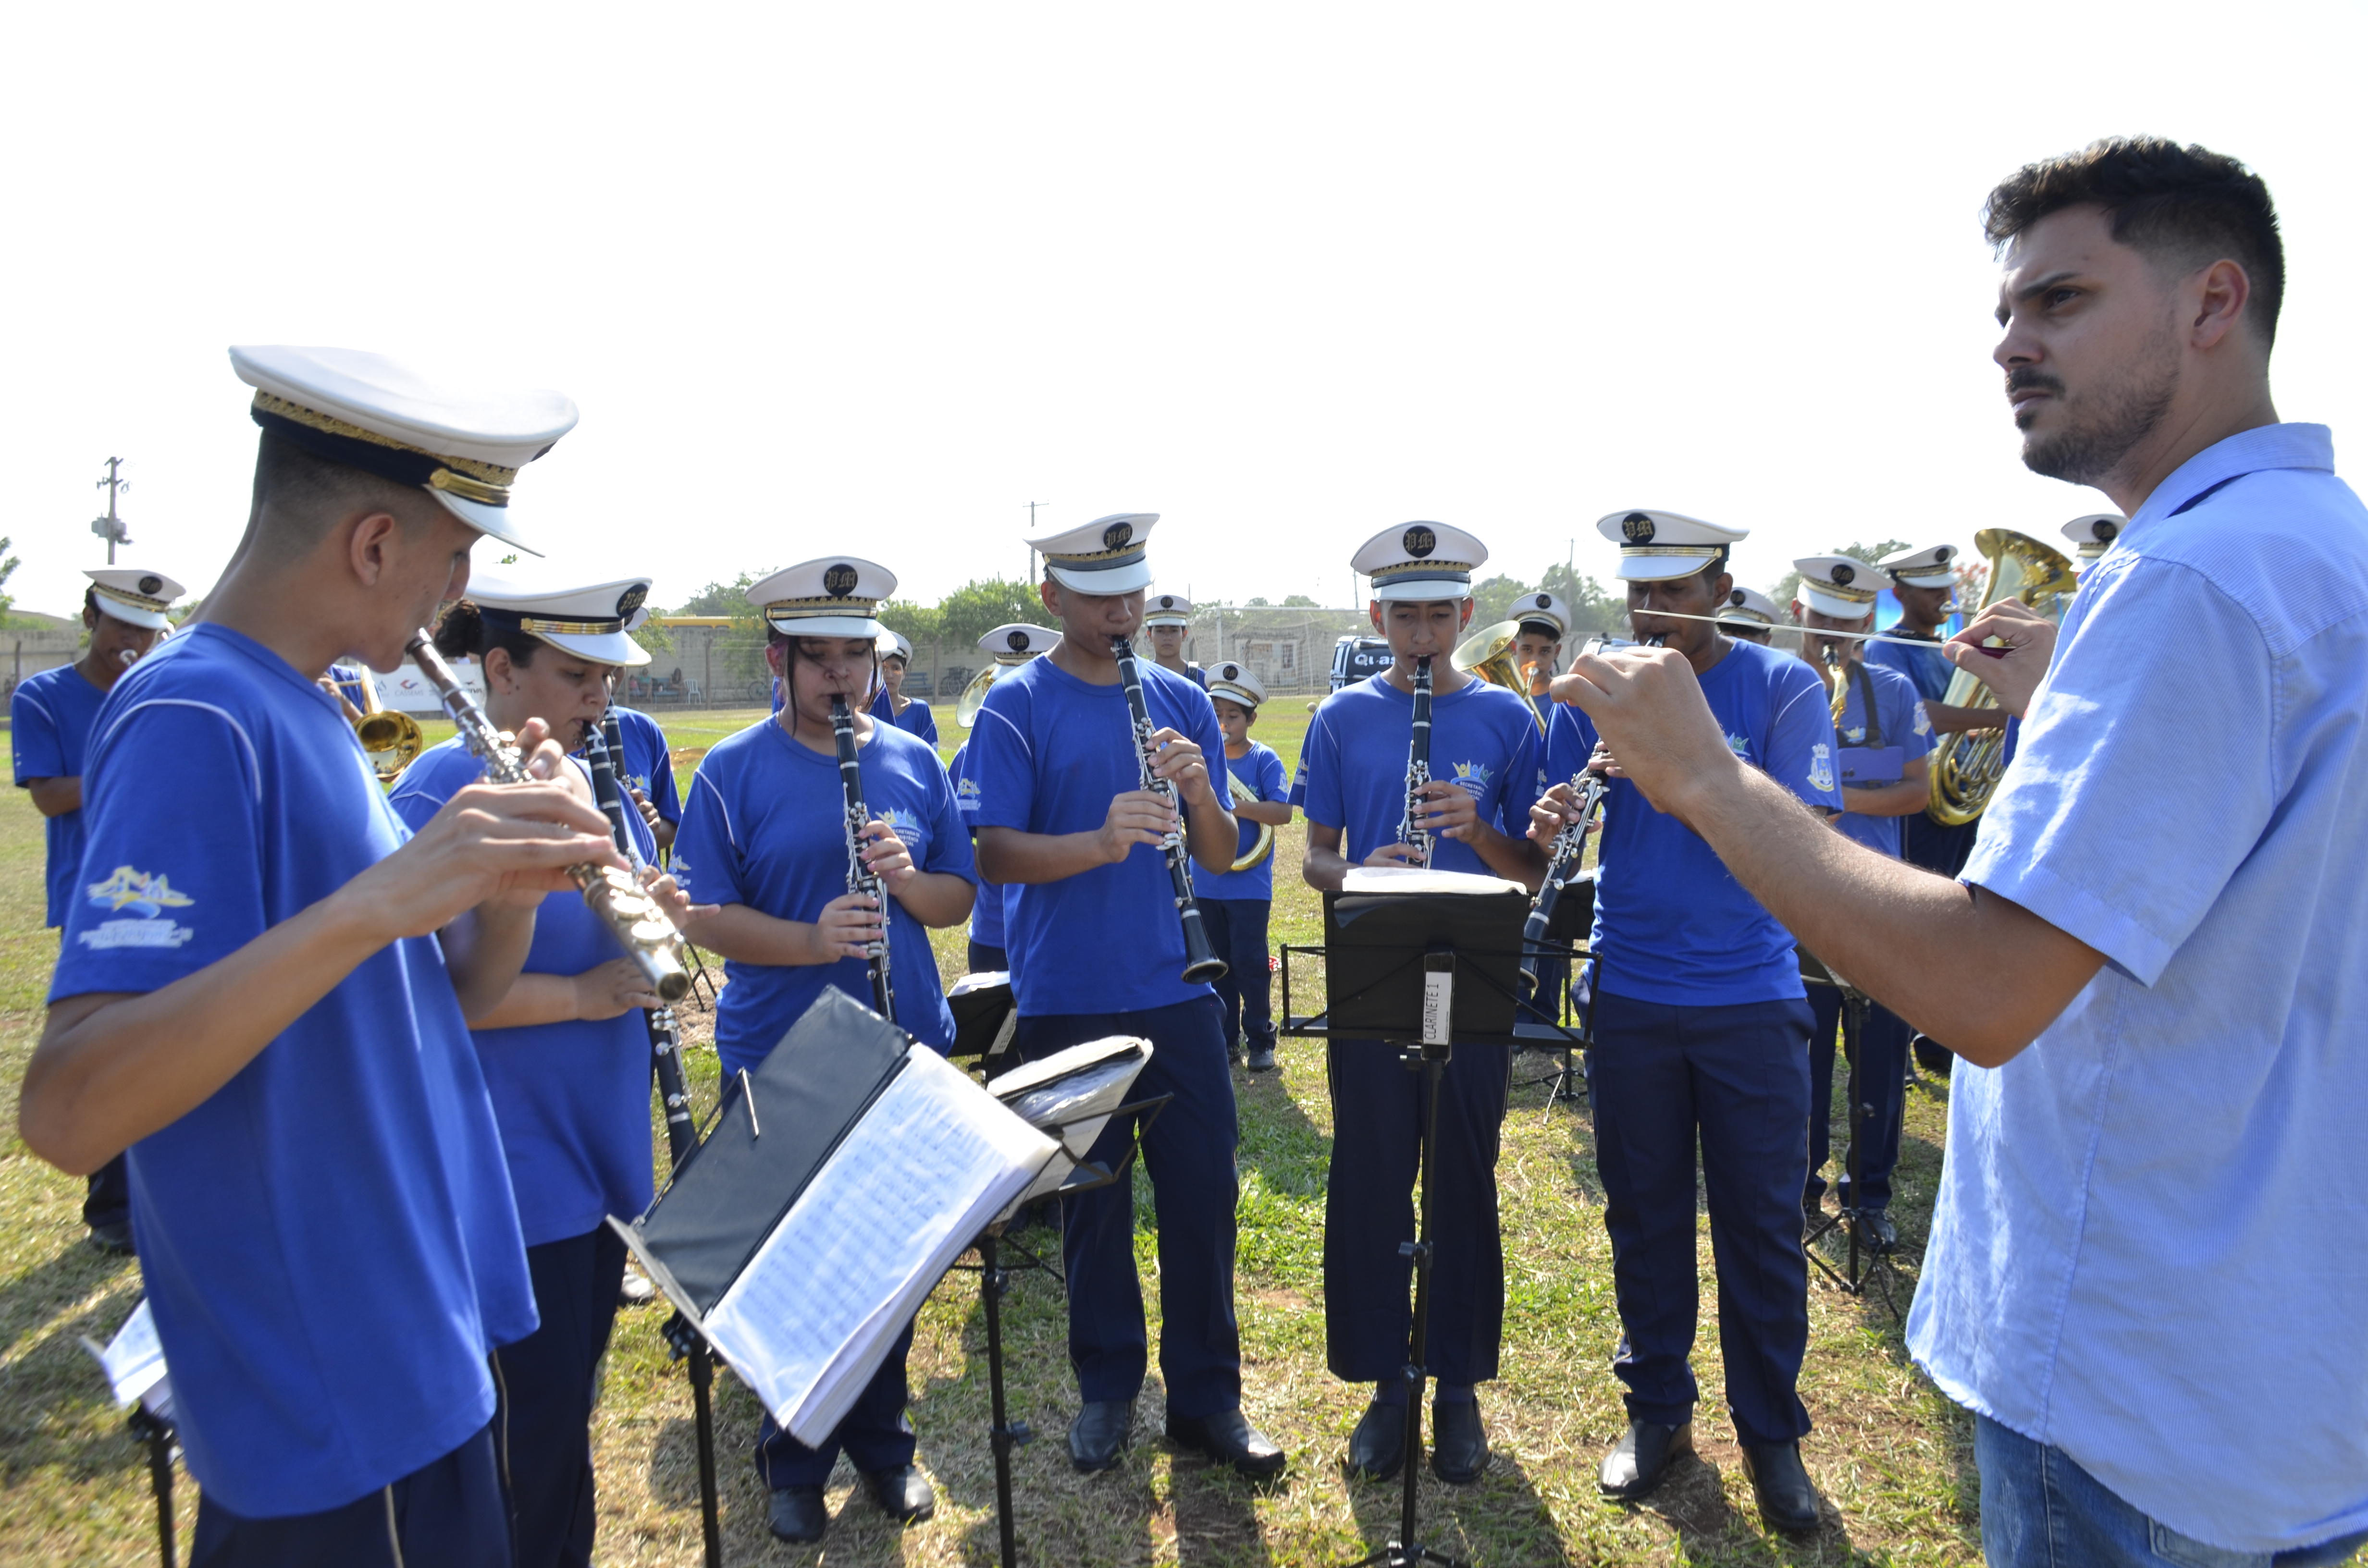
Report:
1342,866,1527,896
614,991,1059,1447
987,1035,1153,1212
78,1298,173,1423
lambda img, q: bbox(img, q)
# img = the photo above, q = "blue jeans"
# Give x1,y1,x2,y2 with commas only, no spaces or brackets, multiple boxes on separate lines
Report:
1975,1415,2368,1568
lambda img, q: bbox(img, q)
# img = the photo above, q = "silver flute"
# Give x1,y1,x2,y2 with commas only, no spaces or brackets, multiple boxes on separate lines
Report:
405,632,691,1003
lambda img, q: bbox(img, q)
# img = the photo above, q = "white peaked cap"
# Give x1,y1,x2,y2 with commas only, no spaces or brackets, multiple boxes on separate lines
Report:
1792,555,1881,621
1875,541,1961,588
1597,509,1745,582
746,557,897,640
977,623,1060,662
1206,659,1269,709
1142,590,1193,626
230,345,577,555
465,569,654,667
84,567,186,630
1353,521,1488,602
1029,514,1158,595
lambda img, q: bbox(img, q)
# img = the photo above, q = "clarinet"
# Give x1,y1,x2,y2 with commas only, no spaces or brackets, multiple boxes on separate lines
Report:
1518,634,1664,1001
1110,636,1229,984
587,713,697,1168
1398,654,1436,868
405,632,691,1003
828,695,895,1018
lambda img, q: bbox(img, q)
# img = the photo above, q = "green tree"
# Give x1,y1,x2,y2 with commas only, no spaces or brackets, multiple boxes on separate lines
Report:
1281,593,1318,607
1765,539,1912,616
1468,574,1531,629
877,599,945,645
0,536,18,614
1244,596,1271,607
669,572,770,620
936,577,1045,648
1536,564,1623,643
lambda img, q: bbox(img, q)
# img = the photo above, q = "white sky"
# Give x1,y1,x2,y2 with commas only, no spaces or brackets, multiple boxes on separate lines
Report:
5,2,2363,620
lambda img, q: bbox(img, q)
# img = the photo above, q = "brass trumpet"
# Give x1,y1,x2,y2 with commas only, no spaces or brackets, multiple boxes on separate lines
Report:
1450,619,1550,735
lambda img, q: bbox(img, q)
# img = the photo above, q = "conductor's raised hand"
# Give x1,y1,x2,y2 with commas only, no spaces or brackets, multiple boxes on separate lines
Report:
1144,727,1216,806
1097,789,1180,863
810,890,886,963
859,819,918,892
1945,599,2059,718
1548,645,1739,824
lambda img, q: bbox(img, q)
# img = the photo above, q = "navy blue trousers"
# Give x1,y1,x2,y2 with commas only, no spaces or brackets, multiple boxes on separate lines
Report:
755,1323,917,1486
967,940,1009,974
1902,810,1979,880
85,1152,129,1229
1324,1041,1511,1388
1588,992,1814,1447
191,1422,511,1568
496,1225,627,1568
1805,986,1908,1213
1198,898,1277,1051
1013,994,1243,1419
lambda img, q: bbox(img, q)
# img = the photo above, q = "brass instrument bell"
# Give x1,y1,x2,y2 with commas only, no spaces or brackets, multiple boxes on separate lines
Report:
342,668,427,783
1927,527,2078,825
1450,619,1550,735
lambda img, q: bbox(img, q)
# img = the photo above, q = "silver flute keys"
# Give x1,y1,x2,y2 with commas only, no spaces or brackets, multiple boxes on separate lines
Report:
404,632,691,1003
1400,653,1435,868
829,694,895,1019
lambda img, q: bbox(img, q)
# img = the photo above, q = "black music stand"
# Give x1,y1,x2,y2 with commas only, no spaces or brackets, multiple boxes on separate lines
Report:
1317,883,1528,1568
80,1301,179,1568
1797,946,1900,1317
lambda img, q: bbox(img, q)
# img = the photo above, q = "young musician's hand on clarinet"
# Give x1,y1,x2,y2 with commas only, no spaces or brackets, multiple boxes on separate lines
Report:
808,890,888,963
1361,840,1429,869
857,818,919,894
1096,789,1184,863
1409,779,1483,841
1142,725,1217,806
1528,781,1597,846
570,956,667,1020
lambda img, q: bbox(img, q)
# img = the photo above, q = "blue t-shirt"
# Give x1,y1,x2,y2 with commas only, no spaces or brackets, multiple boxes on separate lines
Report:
390,743,660,1248
1300,674,1544,877
961,655,1227,1016
608,705,682,826
49,624,534,1518
1191,741,1290,901
1912,424,2368,1555
1829,657,1936,858
1547,637,1842,1006
950,740,1010,953
1863,629,1952,703
11,662,110,927
870,687,941,746
676,716,974,1074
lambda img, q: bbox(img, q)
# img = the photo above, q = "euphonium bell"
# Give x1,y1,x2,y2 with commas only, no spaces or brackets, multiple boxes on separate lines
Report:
1227,771,1274,872
1926,527,2078,825
1450,619,1550,735
956,664,1002,729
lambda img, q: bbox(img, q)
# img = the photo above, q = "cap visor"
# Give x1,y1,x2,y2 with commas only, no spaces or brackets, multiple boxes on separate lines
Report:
1371,576,1472,602
1616,555,1717,582
94,602,173,631
1209,683,1262,709
1141,613,1190,626
1801,586,1875,619
1893,571,1956,588
765,614,885,640
432,490,543,557
529,628,651,668
1047,560,1155,595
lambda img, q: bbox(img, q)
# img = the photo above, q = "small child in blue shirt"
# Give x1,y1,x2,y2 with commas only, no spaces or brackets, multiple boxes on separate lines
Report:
1187,662,1291,1071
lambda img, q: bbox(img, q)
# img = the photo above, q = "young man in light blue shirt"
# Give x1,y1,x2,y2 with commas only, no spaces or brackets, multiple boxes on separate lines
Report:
1553,138,2368,1568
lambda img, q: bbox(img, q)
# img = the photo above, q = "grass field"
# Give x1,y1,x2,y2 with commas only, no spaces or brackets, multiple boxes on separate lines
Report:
0,701,1997,1566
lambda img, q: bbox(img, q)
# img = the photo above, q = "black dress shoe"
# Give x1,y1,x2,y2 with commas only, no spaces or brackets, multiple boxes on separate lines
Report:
863,1465,937,1523
1346,1398,1406,1481
1740,1441,1821,1533
1430,1398,1489,1484
1165,1408,1287,1477
767,1485,828,1543
1598,1419,1691,1500
1246,1042,1277,1072
1912,1034,1954,1077
1856,1210,1899,1254
88,1222,135,1257
1069,1399,1135,1472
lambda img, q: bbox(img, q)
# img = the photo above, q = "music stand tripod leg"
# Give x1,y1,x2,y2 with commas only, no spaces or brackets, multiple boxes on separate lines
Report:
128,1408,173,1568
665,1312,724,1568
980,1231,1027,1568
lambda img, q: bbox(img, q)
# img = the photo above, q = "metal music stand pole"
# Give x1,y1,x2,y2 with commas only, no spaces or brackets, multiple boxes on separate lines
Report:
1799,954,1897,1316
127,1406,175,1568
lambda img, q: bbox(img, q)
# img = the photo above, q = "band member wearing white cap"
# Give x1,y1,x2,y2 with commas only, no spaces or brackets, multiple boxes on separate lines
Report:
1190,661,1291,1073
1143,591,1207,687
1530,509,1839,1531
19,346,622,1565
962,514,1285,1478
1513,589,1571,691
950,625,1057,974
1301,522,1545,1485
1869,542,2002,884
12,566,184,1256
387,573,667,1568
2061,511,2124,573
1790,558,1937,1254
1715,585,1781,645
870,628,940,744
671,557,974,1542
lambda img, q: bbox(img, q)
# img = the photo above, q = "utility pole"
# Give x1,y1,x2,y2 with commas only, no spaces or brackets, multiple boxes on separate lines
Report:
91,456,133,563
1024,501,1049,584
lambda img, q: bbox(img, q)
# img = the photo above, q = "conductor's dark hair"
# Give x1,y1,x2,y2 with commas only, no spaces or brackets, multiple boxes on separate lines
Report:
432,600,542,667
1983,137,2284,347
247,430,441,539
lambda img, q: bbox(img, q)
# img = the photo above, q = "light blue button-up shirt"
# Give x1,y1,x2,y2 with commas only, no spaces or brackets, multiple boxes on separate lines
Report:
1908,424,2368,1555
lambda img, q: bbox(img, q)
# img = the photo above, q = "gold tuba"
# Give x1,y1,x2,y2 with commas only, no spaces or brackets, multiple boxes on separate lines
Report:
1450,619,1550,735
1926,527,2078,825
340,667,426,784
1227,770,1274,872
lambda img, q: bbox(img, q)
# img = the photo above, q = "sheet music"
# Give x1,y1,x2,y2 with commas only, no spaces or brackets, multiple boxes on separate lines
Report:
949,970,1011,995
1342,867,1525,895
987,1037,1154,1209
702,1047,1056,1444
77,1298,173,1420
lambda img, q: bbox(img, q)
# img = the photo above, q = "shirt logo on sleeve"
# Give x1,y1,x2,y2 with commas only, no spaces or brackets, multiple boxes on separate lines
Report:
1725,733,1752,761
956,776,982,814
79,867,197,949
1807,743,1837,795
1913,703,1933,738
